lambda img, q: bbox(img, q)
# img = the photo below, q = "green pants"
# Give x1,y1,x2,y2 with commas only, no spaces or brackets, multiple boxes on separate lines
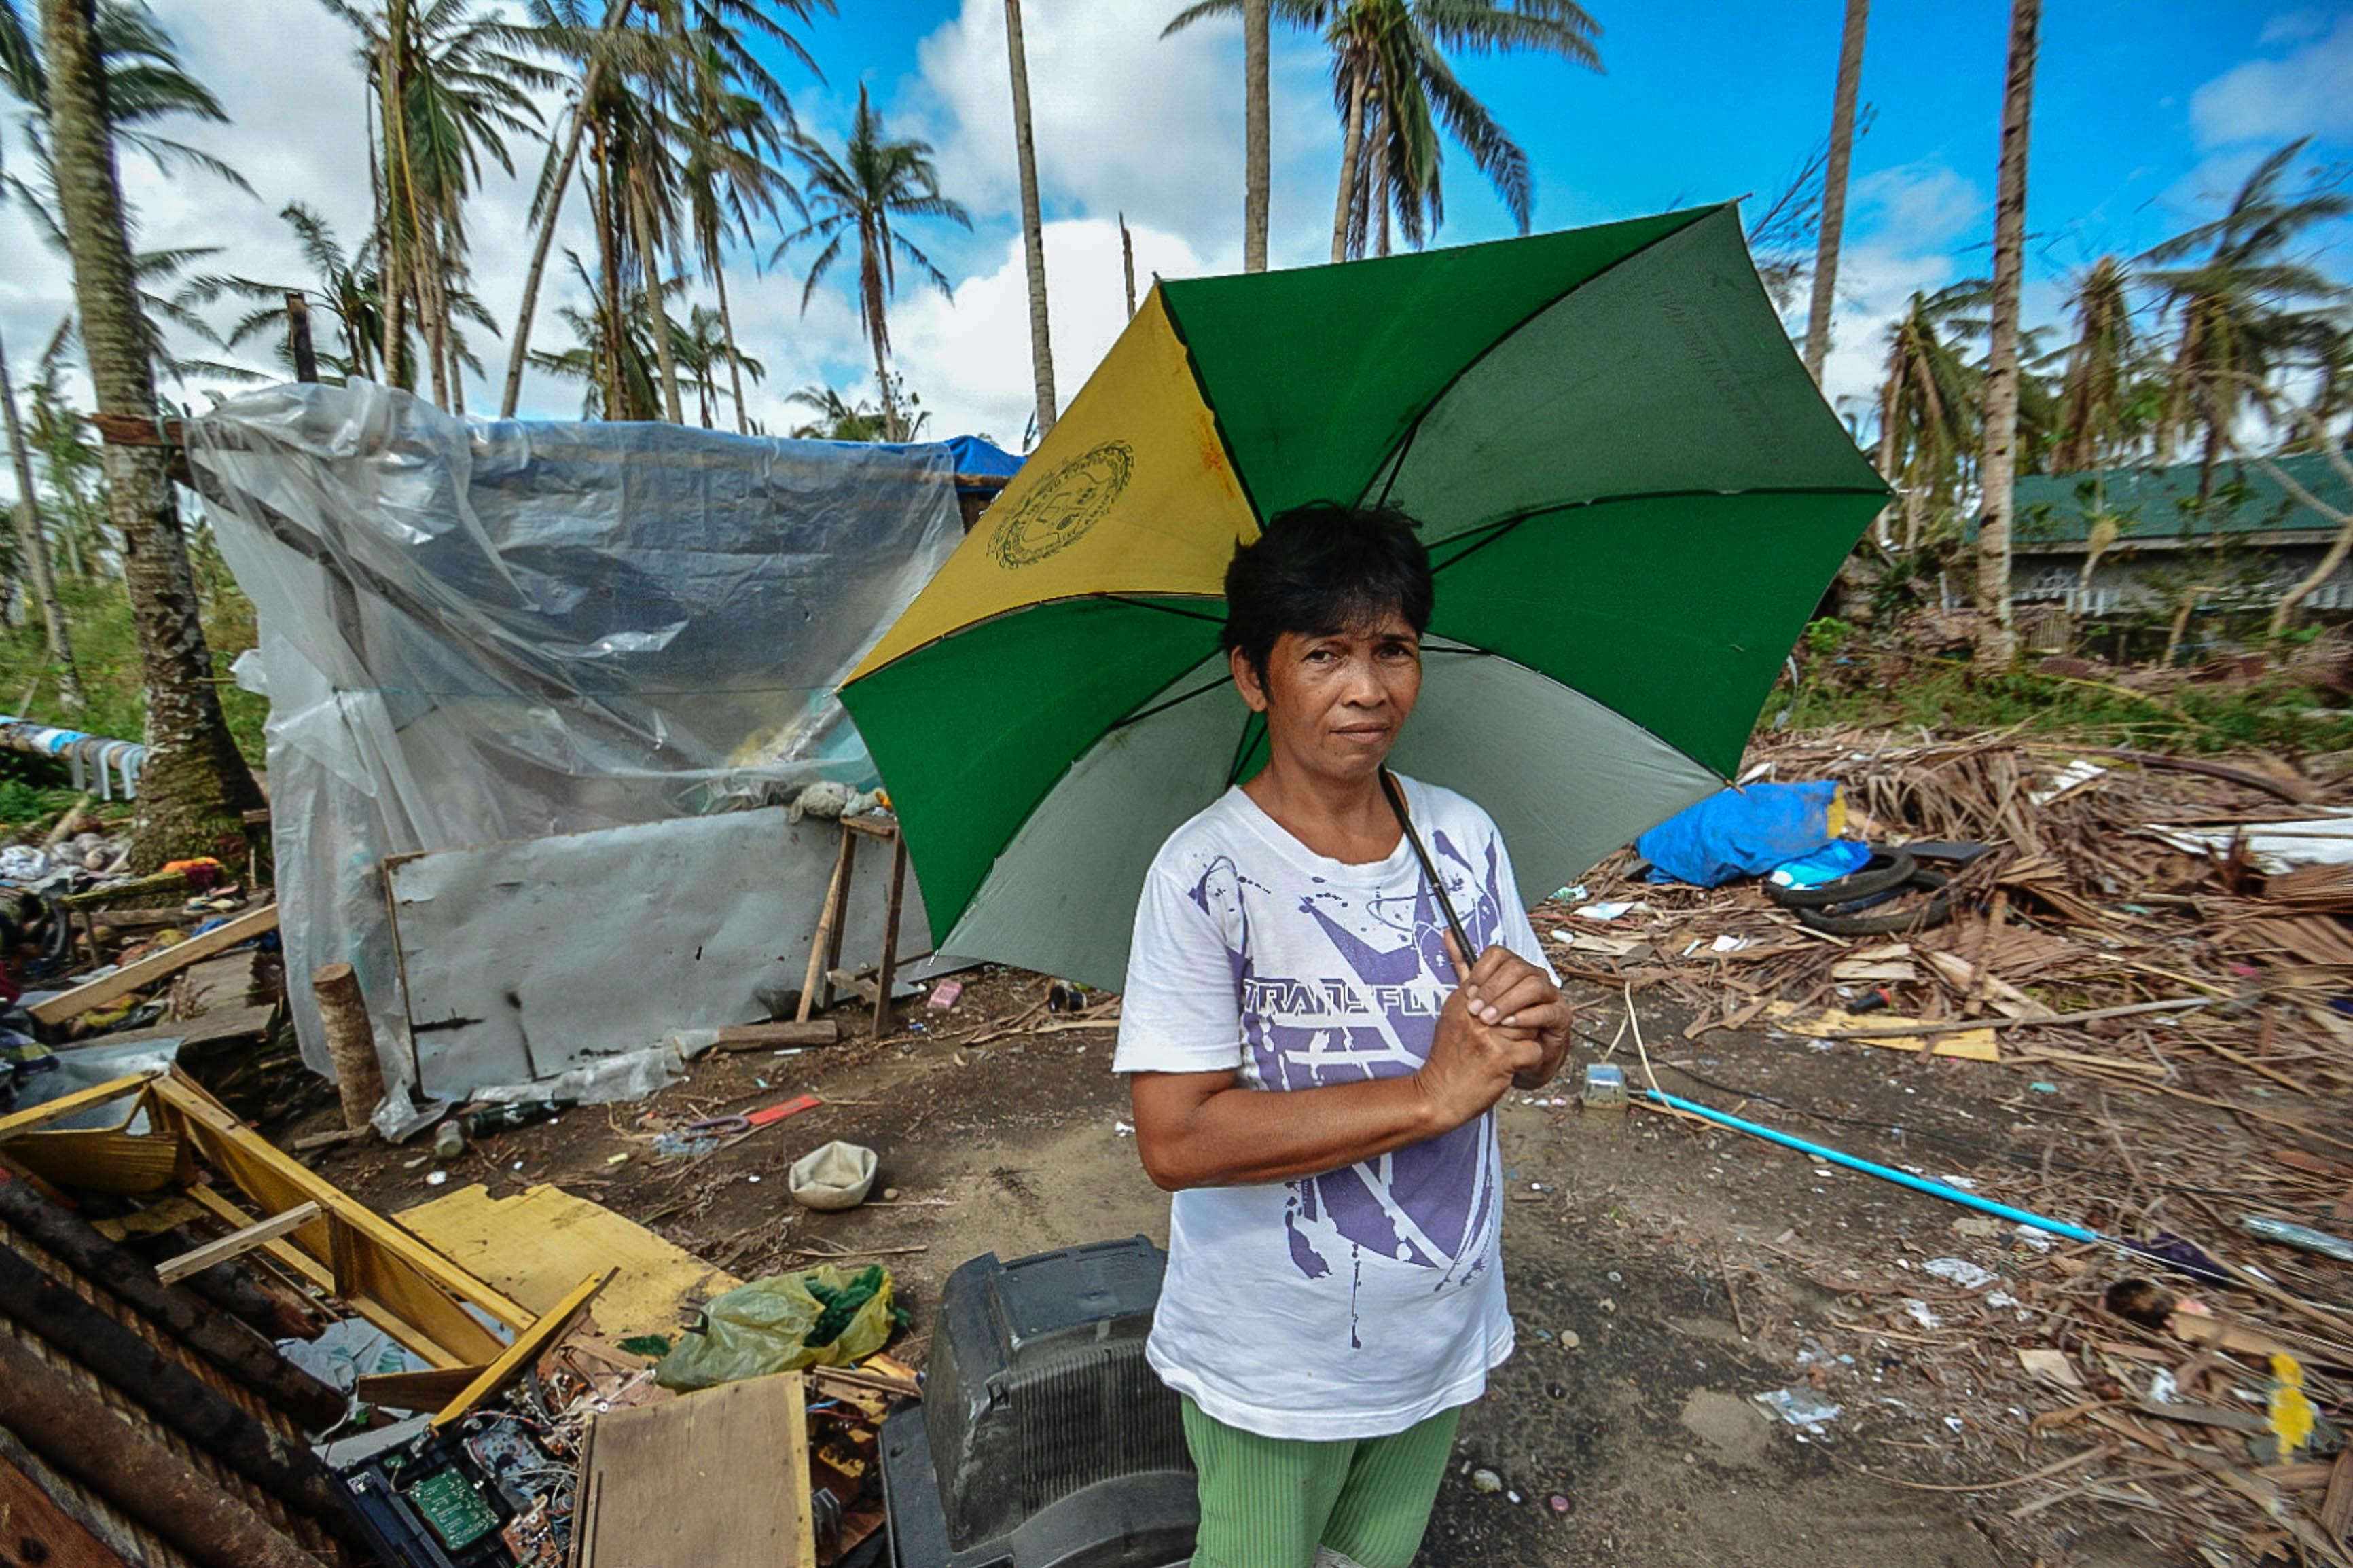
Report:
1180,1396,1460,1568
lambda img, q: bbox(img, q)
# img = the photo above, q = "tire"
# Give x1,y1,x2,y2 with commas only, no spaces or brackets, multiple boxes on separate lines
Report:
1765,847,1918,909
1795,869,1954,936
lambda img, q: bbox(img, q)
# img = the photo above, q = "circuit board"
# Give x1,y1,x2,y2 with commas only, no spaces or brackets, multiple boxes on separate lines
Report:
408,1466,501,1551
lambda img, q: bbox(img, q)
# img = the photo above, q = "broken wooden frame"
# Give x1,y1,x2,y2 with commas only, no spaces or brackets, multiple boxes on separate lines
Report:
0,1069,541,1376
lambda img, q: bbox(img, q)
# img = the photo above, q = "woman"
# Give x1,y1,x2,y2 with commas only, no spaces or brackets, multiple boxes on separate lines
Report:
1115,502,1571,1568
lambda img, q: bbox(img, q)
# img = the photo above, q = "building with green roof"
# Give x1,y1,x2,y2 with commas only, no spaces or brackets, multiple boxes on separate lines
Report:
2002,454,2350,621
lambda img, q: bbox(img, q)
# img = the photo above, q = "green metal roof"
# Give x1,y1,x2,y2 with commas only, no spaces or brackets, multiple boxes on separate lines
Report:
2011,454,2348,547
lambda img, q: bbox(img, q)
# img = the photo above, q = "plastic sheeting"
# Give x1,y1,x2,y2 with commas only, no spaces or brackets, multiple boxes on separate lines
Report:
189,382,966,1131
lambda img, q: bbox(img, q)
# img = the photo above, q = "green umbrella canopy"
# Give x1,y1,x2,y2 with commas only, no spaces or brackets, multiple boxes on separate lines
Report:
842,204,1888,989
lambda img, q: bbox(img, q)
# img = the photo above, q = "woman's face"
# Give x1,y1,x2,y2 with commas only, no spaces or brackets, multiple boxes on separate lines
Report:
1230,608,1423,784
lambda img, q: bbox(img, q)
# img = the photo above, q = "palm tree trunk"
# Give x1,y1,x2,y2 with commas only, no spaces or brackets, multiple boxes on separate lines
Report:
39,0,261,864
1802,0,1869,384
503,93,600,416
1330,59,1367,264
592,129,622,418
712,259,751,435
0,321,79,704
1872,374,1899,549
1005,0,1058,439
631,187,685,424
504,0,634,413
378,4,410,389
1243,0,1270,273
1973,0,2038,668
1373,141,1390,258
871,325,898,443
418,220,451,409
1121,211,1137,318
2261,450,2353,634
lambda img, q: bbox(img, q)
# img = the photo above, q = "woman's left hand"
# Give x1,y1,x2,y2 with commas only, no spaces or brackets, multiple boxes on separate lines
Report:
1455,943,1572,1090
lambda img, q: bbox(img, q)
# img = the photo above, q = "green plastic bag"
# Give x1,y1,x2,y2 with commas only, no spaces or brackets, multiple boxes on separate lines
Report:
653,1264,900,1391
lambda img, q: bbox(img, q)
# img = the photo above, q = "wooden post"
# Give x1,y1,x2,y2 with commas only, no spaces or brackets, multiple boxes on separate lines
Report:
283,293,318,384
312,962,380,1133
795,829,857,1023
0,1332,330,1568
873,830,909,1040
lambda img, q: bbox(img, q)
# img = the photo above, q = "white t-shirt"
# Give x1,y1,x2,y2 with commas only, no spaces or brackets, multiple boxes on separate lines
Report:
1113,774,1552,1441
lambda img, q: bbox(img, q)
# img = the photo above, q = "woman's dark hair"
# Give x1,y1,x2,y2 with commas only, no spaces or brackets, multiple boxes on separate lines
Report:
1221,503,1434,680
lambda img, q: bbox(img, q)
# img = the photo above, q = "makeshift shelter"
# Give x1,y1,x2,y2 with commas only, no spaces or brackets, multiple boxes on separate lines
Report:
192,383,1004,1130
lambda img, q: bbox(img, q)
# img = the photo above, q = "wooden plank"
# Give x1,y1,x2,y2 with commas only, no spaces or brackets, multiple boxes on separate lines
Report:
29,905,279,1027
708,1021,839,1051
55,1004,277,1056
874,833,908,1040
797,829,857,1023
3,1130,187,1196
0,1449,135,1568
395,1183,738,1341
353,1366,486,1415
156,1201,322,1285
152,1073,534,1334
575,1372,814,1568
183,1184,460,1368
0,1075,154,1141
431,1269,611,1429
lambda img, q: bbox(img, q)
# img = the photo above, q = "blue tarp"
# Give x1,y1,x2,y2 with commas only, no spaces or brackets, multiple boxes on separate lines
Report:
941,434,1023,479
1636,780,1841,888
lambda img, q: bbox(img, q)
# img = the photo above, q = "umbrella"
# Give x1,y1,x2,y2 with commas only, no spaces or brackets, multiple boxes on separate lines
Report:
840,204,1888,989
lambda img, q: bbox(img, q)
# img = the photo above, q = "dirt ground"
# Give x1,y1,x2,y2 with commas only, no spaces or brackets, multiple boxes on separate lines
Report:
283,955,2291,1568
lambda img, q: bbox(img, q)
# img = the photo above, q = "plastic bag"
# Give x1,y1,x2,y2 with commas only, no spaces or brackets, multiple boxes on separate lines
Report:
789,1140,878,1210
653,1264,899,1391
1637,781,1845,888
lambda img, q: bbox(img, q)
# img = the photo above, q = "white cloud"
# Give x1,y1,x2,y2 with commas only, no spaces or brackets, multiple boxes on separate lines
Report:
2257,10,2331,46
1793,162,1986,426
891,217,1218,446
2191,12,2353,148
906,0,1333,261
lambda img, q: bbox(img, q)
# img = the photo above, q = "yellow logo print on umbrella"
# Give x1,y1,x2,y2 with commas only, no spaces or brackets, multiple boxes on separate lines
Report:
988,441,1134,568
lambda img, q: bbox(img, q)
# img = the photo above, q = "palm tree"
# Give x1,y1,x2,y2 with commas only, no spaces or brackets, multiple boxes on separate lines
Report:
669,302,762,427
2137,138,2352,500
1874,285,1981,549
1168,1,1600,263
192,204,390,381
37,0,261,860
1244,0,1269,270
675,35,797,433
503,0,826,421
784,382,888,441
2046,255,2141,474
1974,0,2038,666
0,313,78,701
1801,0,1868,384
0,0,75,695
777,84,970,441
327,0,554,409
528,254,664,420
1005,0,1055,439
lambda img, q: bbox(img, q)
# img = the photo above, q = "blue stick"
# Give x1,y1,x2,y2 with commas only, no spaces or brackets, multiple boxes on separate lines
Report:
1640,1087,2106,1246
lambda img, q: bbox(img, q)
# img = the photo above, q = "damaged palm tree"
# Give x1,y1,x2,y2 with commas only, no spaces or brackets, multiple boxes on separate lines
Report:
38,0,259,863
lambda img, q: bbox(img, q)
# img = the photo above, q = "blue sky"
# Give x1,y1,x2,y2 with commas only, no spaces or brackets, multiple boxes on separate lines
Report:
3,1,2348,449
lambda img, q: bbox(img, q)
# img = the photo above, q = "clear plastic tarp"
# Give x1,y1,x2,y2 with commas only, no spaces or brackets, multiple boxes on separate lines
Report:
190,382,965,1132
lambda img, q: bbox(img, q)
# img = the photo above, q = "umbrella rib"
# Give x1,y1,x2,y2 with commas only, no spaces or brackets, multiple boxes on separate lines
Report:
1425,484,1890,577
1109,673,1234,731
1226,710,1265,788
1102,594,1227,625
1361,203,1731,512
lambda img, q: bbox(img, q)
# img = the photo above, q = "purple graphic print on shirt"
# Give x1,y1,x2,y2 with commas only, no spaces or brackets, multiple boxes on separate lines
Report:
1186,828,1511,1317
